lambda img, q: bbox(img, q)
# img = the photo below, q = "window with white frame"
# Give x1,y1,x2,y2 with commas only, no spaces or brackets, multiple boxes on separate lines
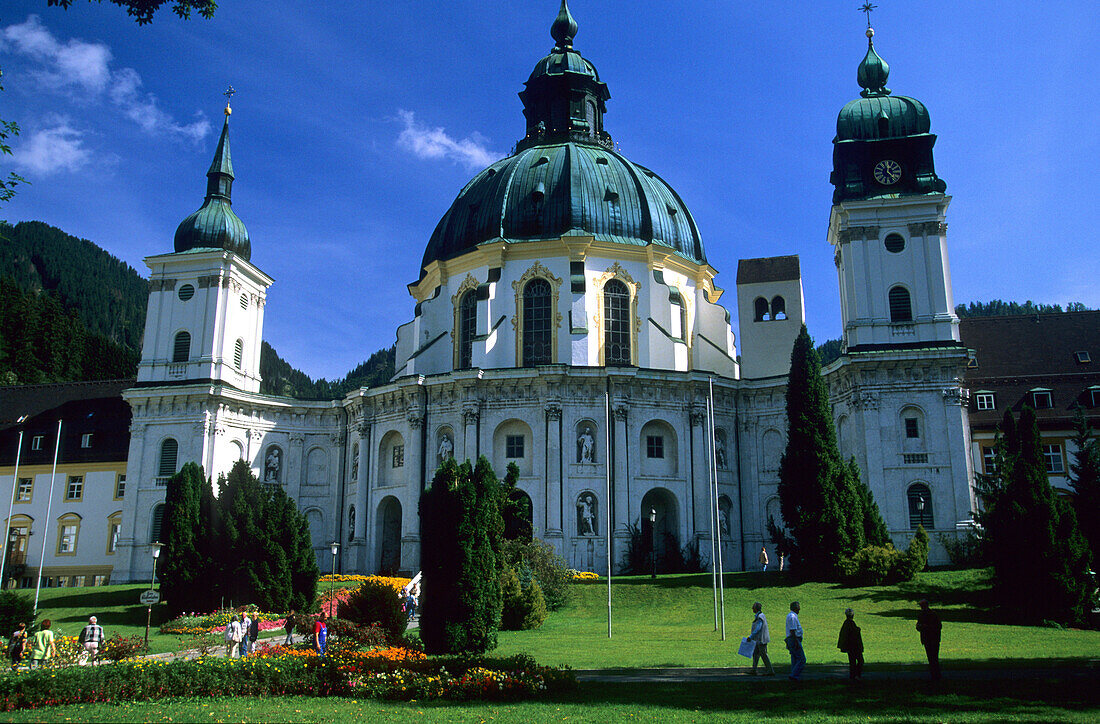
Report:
115,475,126,499
1031,390,1053,409
31,436,43,451
16,478,32,502
1090,388,1100,407
66,476,83,501
981,446,998,474
975,393,996,411
57,519,79,554
1042,443,1065,474
81,433,93,448
392,444,404,468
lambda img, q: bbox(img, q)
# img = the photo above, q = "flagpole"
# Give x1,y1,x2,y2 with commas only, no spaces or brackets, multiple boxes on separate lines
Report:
706,399,718,631
0,419,27,588
33,420,62,618
605,390,612,639
710,379,726,641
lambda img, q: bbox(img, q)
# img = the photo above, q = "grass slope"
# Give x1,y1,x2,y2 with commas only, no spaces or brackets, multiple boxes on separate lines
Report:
494,569,1100,668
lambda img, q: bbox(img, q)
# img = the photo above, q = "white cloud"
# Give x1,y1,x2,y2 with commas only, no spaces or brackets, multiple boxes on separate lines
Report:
11,121,91,174
0,15,210,143
396,110,498,170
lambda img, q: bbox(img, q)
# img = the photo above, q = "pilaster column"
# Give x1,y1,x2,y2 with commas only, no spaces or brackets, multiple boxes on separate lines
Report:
406,407,425,492
612,403,630,537
355,422,370,540
544,402,563,539
690,405,709,542
287,433,304,500
461,402,480,461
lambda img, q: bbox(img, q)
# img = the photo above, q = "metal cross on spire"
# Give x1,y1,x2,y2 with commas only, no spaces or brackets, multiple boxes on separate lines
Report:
223,85,235,115
860,3,877,28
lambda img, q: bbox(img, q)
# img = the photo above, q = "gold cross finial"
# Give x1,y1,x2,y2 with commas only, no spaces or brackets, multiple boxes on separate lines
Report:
223,85,235,116
860,3,877,41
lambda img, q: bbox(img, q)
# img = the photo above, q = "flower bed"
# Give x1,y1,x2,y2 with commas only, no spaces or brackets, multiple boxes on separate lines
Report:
0,649,574,710
569,570,600,581
319,575,411,591
159,608,283,636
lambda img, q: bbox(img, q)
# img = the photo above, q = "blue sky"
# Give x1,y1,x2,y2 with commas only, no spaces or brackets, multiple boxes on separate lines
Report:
1,1,1097,381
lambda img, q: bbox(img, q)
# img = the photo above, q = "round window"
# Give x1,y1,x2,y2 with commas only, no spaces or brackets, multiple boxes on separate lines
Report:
178,284,195,301
884,233,906,253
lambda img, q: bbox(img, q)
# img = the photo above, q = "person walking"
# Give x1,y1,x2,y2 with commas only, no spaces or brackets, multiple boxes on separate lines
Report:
78,616,105,665
313,612,328,656
29,620,56,667
240,611,253,657
8,622,27,670
785,601,805,680
759,546,769,572
836,608,864,680
283,610,296,646
916,599,942,681
748,602,775,675
224,615,242,658
247,612,259,654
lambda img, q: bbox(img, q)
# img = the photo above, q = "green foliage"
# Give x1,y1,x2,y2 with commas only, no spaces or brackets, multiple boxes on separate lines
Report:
519,578,548,630
1068,409,1100,566
0,73,26,207
851,457,891,547
419,456,504,655
0,590,34,636
838,527,929,587
160,462,209,616
954,299,1092,317
500,462,533,543
500,538,570,610
778,325,867,579
337,581,406,641
499,567,524,630
100,633,146,662
981,408,1094,625
937,528,987,568
47,0,218,25
260,343,396,399
159,460,318,614
814,337,843,367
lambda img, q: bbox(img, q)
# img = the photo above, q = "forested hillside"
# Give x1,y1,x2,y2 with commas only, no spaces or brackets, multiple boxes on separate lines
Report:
0,220,394,397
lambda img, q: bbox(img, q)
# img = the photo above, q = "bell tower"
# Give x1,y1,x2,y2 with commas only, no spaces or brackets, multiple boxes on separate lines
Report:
136,92,272,393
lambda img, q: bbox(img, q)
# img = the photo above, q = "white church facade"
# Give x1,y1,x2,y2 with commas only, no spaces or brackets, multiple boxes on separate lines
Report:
113,4,975,583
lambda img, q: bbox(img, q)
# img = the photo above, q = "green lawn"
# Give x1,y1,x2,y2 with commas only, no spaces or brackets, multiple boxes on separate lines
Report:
3,678,1097,723
493,569,1100,668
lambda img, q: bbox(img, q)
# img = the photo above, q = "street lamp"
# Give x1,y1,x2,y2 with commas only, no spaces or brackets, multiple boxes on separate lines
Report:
144,541,163,649
648,508,657,580
328,541,340,614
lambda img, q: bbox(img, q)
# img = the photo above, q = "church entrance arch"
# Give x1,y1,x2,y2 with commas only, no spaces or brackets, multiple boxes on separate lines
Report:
377,496,402,574
640,487,679,573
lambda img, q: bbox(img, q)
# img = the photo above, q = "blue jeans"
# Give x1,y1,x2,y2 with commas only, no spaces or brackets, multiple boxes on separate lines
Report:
786,636,805,679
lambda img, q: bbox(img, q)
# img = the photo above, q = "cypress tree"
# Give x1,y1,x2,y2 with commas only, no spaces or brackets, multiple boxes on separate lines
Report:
160,462,207,615
501,461,533,542
419,458,465,653
777,325,863,578
986,409,1093,624
850,457,890,547
1069,409,1100,565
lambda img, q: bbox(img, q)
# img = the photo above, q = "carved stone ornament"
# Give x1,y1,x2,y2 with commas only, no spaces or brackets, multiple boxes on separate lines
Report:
129,423,146,439
690,407,707,426
544,403,563,421
462,402,481,424
250,428,264,442
330,431,346,446
907,221,948,237
942,387,969,406
406,408,425,426
852,391,879,410
289,433,305,446
836,225,880,244
612,404,629,421
451,273,480,307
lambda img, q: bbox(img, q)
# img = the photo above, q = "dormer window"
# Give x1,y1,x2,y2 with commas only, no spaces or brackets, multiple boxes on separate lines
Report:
1075,351,1091,364
1089,386,1100,408
975,392,996,411
1030,389,1053,409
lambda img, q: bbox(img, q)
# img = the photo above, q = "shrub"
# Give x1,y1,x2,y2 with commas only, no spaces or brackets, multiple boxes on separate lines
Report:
0,591,34,636
338,581,407,641
102,634,146,662
895,525,930,580
938,528,987,568
520,578,548,630
502,538,571,610
500,568,525,631
839,527,930,586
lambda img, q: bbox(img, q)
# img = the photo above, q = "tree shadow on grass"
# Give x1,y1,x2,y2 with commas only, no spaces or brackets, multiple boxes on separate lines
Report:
33,587,146,609
603,572,804,591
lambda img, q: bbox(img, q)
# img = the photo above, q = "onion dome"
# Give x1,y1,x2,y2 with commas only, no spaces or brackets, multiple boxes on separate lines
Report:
173,106,251,260
419,1,704,276
835,29,930,142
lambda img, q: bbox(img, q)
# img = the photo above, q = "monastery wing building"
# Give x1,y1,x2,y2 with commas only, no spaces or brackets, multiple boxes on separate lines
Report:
112,3,976,582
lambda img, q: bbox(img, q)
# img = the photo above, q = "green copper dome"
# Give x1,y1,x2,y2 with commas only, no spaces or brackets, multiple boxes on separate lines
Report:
835,36,931,142
419,1,704,276
174,112,251,260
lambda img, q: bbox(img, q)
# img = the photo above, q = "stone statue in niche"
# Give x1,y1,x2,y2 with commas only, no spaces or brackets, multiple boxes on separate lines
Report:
438,434,453,461
719,506,730,536
715,437,728,469
264,447,281,482
577,493,597,536
351,450,359,480
578,426,595,463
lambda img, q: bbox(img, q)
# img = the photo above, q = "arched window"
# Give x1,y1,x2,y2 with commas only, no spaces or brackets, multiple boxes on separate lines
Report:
889,286,913,322
458,290,476,369
771,296,787,320
172,331,191,362
604,279,631,366
907,483,934,529
522,278,553,366
151,503,166,543
754,297,769,322
233,338,244,369
158,438,178,478
586,100,597,137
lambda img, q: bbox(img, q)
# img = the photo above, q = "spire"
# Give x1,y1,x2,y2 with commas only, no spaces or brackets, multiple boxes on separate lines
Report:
857,24,890,97
205,90,235,201
551,0,578,48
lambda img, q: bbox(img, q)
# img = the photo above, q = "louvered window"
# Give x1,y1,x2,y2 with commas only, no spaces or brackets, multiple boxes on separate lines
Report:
234,339,244,369
907,484,934,529
158,438,178,477
522,278,553,366
172,331,191,362
151,504,165,544
888,286,912,322
604,279,631,366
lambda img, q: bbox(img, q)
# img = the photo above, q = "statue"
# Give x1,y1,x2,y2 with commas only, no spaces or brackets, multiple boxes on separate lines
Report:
438,433,453,461
351,450,359,480
716,439,728,470
264,447,281,482
578,426,595,463
577,493,596,536
718,507,729,536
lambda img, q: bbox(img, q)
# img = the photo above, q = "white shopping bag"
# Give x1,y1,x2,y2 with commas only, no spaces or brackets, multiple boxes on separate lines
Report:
738,637,755,658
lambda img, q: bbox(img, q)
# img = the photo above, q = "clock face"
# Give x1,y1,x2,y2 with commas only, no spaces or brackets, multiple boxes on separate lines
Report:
874,159,902,185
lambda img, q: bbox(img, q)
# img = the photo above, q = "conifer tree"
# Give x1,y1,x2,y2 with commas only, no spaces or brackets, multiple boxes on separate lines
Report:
984,408,1093,624
777,325,864,578
850,457,890,547
1069,409,1100,565
500,461,533,542
160,462,208,615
